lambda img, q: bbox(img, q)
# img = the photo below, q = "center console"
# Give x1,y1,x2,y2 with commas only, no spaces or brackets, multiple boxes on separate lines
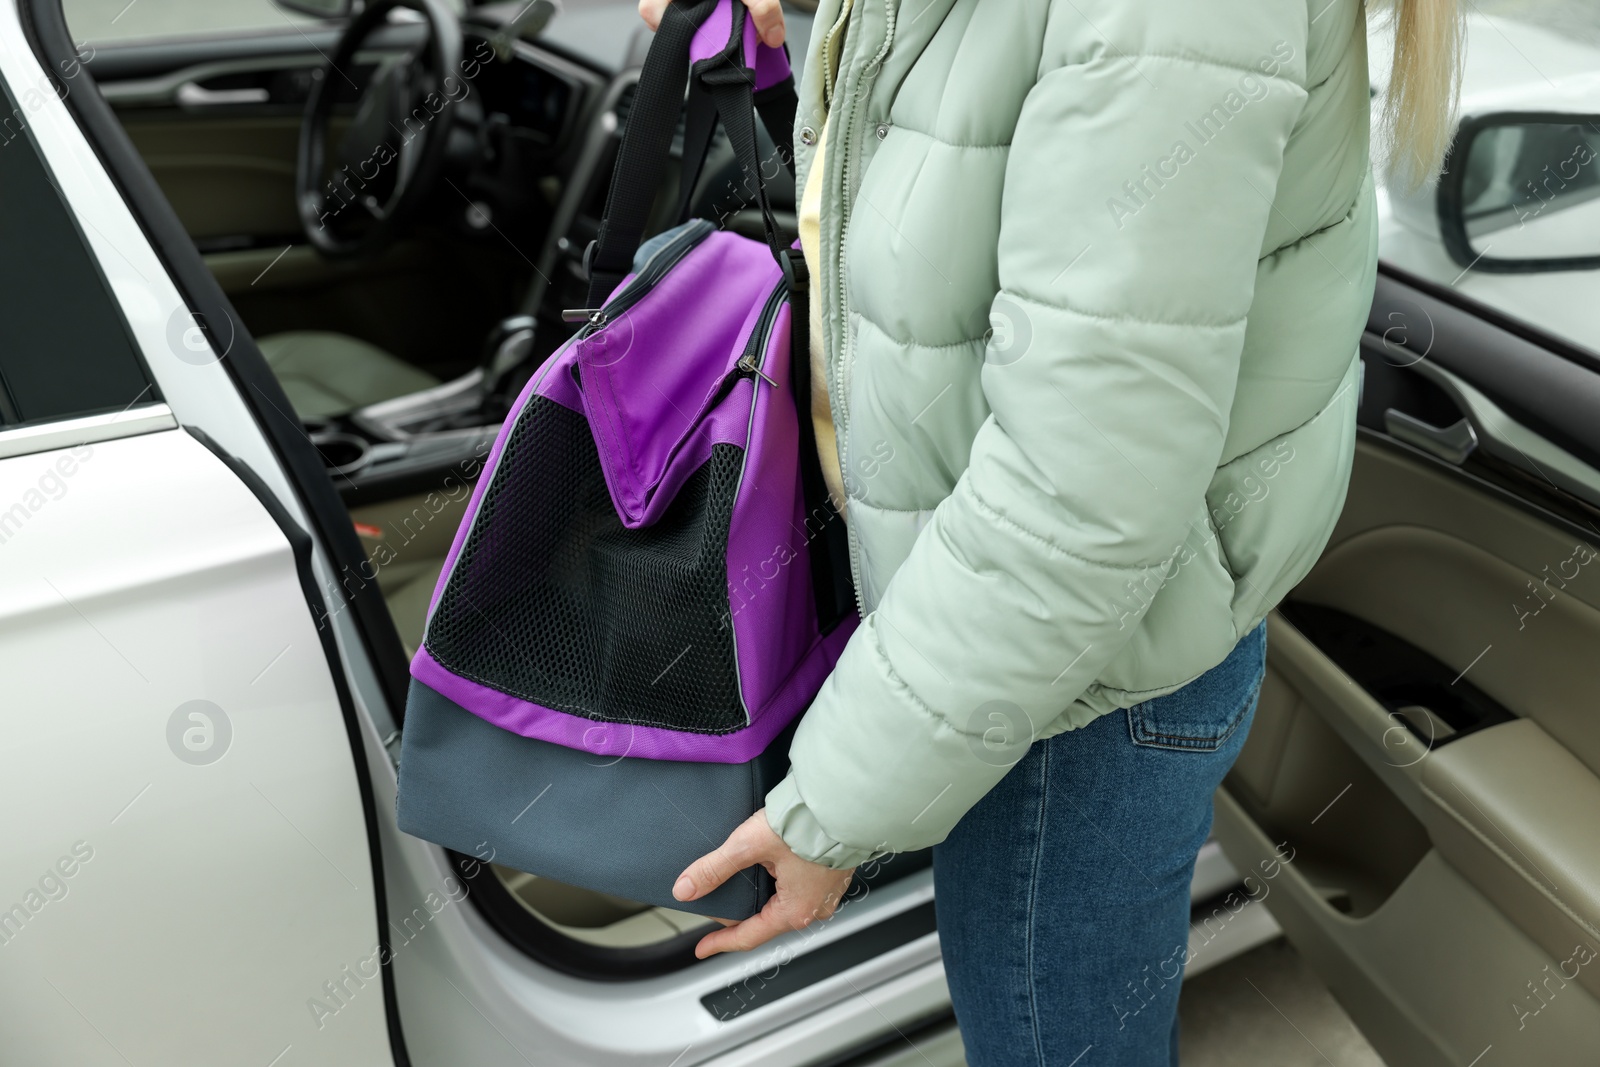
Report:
303,24,798,506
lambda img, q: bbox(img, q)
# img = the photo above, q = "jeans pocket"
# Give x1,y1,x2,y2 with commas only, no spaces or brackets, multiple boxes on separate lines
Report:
1126,623,1267,753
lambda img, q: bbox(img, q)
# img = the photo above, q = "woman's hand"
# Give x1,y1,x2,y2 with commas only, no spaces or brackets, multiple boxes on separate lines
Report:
638,0,786,48
673,809,854,957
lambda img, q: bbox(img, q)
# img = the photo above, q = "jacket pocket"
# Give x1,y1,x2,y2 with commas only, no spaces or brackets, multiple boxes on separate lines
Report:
1210,353,1361,636
1126,623,1266,752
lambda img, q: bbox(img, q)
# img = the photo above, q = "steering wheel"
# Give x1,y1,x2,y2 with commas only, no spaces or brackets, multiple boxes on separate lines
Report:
296,0,463,257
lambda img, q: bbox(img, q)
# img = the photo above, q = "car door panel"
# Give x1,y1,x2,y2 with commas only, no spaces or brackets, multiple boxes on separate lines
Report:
0,426,391,1065
1215,270,1600,1064
103,91,488,378
117,113,305,242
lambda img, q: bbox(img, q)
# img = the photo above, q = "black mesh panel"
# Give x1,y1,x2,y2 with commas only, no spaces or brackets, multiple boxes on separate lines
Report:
425,396,748,734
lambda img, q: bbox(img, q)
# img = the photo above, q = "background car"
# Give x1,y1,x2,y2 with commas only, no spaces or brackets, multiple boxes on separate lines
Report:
1,0,1597,1064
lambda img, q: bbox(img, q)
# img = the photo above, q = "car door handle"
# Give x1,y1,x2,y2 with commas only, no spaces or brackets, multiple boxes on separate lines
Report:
1383,408,1478,465
175,81,270,107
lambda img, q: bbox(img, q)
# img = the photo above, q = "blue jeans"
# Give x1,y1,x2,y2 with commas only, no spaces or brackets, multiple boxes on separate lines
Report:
934,623,1267,1066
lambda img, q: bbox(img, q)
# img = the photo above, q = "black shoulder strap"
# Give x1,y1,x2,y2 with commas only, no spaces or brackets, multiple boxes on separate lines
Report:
676,72,797,224
780,248,855,632
584,0,718,307
753,81,798,174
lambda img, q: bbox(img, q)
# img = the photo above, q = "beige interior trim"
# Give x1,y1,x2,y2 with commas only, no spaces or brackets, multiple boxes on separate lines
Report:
1228,647,1435,918
1328,441,1600,614
1214,794,1600,1066
494,867,711,949
1261,615,1433,814
1418,720,1600,979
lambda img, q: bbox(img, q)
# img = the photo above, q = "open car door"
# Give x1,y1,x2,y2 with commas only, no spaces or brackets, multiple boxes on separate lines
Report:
0,6,396,1061
1214,264,1600,1064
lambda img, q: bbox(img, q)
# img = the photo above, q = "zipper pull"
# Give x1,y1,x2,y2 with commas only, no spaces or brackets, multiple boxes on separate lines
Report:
562,308,608,326
737,355,779,387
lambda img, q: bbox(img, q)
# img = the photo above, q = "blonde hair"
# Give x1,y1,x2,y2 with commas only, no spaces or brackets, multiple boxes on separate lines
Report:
1372,0,1465,189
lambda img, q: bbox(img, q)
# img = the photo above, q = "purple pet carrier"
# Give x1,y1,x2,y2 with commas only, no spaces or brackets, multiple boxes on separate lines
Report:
396,0,855,920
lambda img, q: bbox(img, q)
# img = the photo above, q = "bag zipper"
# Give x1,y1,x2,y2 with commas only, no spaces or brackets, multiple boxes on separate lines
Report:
562,219,716,333
735,282,788,388
625,280,786,515
736,356,780,388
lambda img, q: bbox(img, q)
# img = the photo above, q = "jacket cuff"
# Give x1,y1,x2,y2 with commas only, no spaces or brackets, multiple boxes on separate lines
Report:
764,774,886,870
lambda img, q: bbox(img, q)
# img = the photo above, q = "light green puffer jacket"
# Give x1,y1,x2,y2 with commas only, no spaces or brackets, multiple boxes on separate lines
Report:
764,0,1378,867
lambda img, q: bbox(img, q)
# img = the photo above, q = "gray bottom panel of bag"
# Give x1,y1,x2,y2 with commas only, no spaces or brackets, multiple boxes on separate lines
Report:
397,679,783,918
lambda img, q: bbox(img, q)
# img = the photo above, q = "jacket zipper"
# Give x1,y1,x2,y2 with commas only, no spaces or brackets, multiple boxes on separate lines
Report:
831,0,898,615
565,219,716,334
819,0,852,107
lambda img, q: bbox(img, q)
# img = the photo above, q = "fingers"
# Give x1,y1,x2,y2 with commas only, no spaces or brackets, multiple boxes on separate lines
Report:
743,0,786,47
637,0,669,31
672,811,856,958
639,0,785,49
691,868,852,957
694,900,790,958
673,813,770,903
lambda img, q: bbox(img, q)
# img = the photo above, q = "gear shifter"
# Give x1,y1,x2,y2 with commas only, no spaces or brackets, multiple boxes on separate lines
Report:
479,314,538,404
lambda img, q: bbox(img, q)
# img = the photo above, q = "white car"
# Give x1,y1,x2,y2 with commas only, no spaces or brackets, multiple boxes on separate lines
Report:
2,1,1599,1065
1376,12,1600,355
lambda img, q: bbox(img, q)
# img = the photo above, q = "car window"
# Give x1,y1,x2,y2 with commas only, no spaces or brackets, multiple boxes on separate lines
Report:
0,81,156,427
62,0,325,47
1376,1,1600,357
61,0,471,47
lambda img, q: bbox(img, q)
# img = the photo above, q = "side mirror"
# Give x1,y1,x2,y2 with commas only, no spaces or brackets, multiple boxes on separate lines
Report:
272,0,354,18
1439,113,1600,274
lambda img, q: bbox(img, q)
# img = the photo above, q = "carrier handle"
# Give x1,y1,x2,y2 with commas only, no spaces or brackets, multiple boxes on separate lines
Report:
673,19,798,235
585,0,797,308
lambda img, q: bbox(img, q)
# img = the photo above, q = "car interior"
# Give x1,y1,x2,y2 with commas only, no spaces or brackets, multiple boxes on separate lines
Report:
71,0,830,979
59,0,1600,1058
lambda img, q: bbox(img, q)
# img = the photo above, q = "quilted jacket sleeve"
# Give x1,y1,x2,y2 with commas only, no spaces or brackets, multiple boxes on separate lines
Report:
765,2,1311,868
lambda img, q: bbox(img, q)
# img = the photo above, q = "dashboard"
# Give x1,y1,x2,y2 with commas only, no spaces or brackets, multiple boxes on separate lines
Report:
471,47,575,145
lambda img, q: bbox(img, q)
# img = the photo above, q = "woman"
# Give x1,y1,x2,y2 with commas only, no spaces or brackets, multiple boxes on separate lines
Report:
641,0,1460,1061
